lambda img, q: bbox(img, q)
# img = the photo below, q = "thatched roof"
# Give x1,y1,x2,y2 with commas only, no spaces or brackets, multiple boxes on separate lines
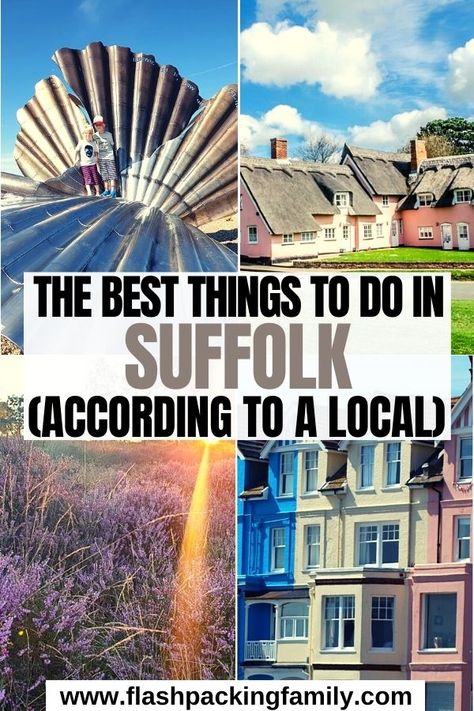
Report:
241,157,379,234
343,144,411,196
399,154,474,210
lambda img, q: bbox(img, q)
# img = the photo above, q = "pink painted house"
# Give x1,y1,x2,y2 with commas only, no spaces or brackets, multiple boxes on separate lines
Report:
240,139,383,263
240,138,473,262
396,142,474,251
407,383,472,711
341,144,411,247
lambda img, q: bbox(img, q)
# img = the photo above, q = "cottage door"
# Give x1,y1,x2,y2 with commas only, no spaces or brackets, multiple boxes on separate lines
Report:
440,223,453,250
390,220,399,247
457,224,470,251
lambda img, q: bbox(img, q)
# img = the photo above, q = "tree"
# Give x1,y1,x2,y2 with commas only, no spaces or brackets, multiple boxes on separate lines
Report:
417,118,474,155
295,135,341,163
399,133,457,159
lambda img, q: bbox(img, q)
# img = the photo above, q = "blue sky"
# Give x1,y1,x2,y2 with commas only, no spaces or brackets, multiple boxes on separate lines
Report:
241,0,474,156
452,356,472,396
1,0,237,173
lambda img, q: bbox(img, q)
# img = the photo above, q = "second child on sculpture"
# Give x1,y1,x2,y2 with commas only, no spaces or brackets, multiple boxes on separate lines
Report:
93,115,118,198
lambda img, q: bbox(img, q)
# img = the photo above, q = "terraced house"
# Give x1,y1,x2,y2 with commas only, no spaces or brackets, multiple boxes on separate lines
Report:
237,384,472,710
240,138,474,262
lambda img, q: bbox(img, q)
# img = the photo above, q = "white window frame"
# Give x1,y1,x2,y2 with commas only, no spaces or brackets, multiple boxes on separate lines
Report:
342,225,350,240
323,595,355,650
279,452,294,496
248,225,258,244
458,436,472,480
385,442,401,487
422,593,457,651
382,195,389,207
457,222,469,241
301,231,315,243
335,192,349,207
362,224,373,240
303,450,319,493
359,444,375,489
455,516,470,561
376,223,384,238
454,188,472,204
418,193,433,207
282,233,293,244
324,227,336,241
418,226,433,240
304,524,321,569
280,602,309,639
357,522,400,567
371,596,395,651
271,527,286,572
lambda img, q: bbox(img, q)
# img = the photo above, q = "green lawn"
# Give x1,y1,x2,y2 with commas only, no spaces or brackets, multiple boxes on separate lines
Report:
452,300,474,354
320,247,474,264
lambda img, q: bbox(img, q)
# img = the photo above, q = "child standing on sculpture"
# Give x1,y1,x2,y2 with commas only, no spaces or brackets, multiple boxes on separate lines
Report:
75,125,101,196
93,115,118,198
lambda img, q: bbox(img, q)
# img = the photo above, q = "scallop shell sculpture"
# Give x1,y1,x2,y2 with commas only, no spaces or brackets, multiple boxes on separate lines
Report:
2,42,237,349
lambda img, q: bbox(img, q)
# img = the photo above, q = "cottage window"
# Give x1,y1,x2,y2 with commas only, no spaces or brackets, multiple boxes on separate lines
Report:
459,437,472,480
456,517,470,561
304,450,319,493
363,224,373,239
342,225,350,240
457,223,470,243
382,195,390,207
271,528,286,572
280,602,309,639
386,442,401,486
376,223,384,238
282,233,293,244
360,444,375,488
279,452,294,495
418,226,433,240
335,192,349,207
301,231,315,242
423,593,456,650
418,193,433,207
371,596,394,649
248,226,258,243
324,227,336,240
305,525,320,568
358,523,399,566
323,596,355,649
454,189,471,204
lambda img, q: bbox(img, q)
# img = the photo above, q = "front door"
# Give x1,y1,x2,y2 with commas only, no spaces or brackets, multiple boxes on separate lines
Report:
457,223,470,251
441,223,453,250
391,220,399,247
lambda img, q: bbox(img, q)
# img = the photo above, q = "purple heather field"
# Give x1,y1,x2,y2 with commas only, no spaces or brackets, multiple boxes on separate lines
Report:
0,439,235,709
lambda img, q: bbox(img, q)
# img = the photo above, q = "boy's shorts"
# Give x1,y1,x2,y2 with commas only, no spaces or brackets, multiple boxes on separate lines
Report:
80,164,100,185
98,158,118,181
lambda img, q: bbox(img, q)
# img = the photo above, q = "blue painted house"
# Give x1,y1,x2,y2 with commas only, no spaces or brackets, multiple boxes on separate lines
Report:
238,440,329,680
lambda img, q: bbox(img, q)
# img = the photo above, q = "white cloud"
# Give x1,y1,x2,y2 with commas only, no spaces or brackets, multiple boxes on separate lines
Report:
348,106,448,150
254,0,457,86
447,39,474,104
240,103,341,152
241,21,381,100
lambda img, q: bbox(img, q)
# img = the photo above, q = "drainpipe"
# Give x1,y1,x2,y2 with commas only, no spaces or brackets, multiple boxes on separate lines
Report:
308,582,316,680
433,484,443,564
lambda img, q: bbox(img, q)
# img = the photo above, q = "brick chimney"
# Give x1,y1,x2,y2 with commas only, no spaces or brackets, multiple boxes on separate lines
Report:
270,137,288,160
410,139,427,172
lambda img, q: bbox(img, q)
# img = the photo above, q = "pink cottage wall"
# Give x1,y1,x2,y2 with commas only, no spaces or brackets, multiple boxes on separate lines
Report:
240,182,273,259
398,204,474,249
408,565,472,711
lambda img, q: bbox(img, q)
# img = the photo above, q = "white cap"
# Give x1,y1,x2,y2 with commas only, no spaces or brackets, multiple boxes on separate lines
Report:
92,114,105,125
